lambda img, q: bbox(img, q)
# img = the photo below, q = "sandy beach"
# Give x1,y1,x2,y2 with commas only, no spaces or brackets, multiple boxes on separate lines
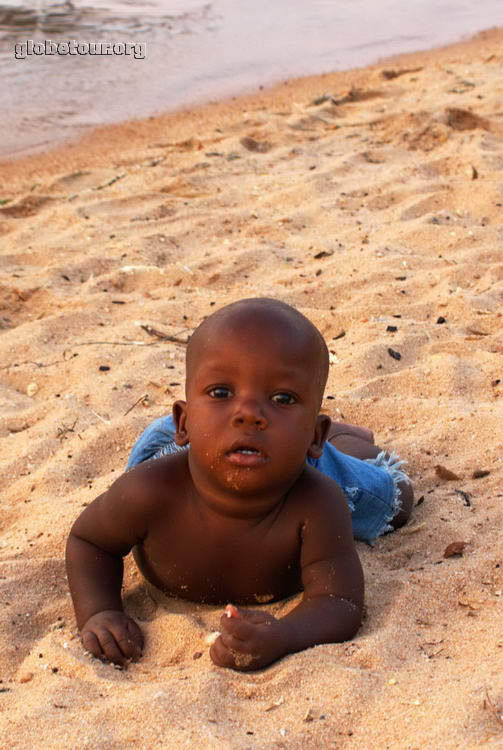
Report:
1,27,502,749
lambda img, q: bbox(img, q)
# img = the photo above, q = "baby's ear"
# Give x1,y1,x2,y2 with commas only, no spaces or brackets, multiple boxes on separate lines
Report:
172,400,189,446
307,414,332,459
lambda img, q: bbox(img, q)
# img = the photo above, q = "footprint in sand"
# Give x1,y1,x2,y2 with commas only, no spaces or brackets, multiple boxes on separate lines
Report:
367,191,403,212
76,194,174,224
49,170,123,194
0,195,53,219
400,194,449,221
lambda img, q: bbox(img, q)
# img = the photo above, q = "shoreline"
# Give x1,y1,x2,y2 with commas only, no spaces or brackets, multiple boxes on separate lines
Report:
3,0,502,163
1,26,501,187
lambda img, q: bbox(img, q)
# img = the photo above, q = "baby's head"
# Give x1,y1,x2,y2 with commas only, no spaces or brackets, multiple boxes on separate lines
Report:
173,299,331,499
185,297,329,409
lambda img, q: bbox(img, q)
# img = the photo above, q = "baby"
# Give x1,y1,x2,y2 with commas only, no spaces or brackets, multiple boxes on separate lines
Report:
66,297,413,671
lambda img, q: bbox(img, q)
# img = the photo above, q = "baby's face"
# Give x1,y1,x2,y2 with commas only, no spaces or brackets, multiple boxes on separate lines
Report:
179,322,325,498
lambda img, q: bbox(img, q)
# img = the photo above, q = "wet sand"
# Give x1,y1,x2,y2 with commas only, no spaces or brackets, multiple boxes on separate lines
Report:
0,28,502,749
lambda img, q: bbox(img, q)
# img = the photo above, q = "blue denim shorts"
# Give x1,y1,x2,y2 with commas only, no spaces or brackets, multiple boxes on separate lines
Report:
127,415,409,543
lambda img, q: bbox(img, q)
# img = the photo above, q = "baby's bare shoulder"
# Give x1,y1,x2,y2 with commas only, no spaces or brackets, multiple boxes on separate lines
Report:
70,452,189,549
114,451,189,516
124,451,186,492
288,467,357,575
287,465,348,519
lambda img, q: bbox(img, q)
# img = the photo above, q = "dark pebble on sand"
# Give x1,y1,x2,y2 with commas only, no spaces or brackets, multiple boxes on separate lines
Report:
387,348,401,360
446,107,490,131
472,469,490,479
99,365,110,371
240,136,272,153
436,316,446,324
444,541,466,558
386,325,398,333
435,464,460,480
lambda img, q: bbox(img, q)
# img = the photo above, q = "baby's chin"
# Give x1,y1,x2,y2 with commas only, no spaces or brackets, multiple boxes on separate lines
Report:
190,451,304,499
219,472,277,497
217,465,304,501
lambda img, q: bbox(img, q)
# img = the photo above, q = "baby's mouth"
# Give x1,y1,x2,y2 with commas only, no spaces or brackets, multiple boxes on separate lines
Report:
226,443,267,466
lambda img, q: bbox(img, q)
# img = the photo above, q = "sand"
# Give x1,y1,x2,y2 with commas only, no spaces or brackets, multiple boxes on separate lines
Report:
1,27,502,749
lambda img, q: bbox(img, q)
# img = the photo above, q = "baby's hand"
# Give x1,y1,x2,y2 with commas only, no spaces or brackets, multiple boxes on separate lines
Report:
210,604,291,671
80,610,144,667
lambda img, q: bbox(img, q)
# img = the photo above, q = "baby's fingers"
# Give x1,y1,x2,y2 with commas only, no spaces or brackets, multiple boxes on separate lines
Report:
219,613,256,641
209,636,234,669
210,636,255,671
219,629,253,654
91,628,129,666
108,620,143,663
114,633,141,663
81,629,104,661
111,621,143,662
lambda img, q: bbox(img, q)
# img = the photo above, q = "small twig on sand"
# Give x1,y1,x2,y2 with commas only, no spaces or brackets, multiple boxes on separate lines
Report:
141,324,189,345
57,418,78,441
75,340,155,347
123,394,149,417
1,354,78,370
90,409,111,425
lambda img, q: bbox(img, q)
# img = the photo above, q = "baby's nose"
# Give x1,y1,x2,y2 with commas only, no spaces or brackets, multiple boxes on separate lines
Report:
231,399,267,428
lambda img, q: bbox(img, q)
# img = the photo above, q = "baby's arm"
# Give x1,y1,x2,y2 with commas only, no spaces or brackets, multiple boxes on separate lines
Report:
66,470,151,666
211,477,363,670
275,485,364,650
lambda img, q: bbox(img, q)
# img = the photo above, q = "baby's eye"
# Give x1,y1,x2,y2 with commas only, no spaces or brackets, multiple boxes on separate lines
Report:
271,392,296,405
208,386,232,399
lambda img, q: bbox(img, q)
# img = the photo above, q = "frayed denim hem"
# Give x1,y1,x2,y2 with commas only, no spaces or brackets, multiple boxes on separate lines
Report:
152,442,187,459
364,451,410,538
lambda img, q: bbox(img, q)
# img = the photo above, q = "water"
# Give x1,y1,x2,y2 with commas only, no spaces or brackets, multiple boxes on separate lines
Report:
0,0,501,158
